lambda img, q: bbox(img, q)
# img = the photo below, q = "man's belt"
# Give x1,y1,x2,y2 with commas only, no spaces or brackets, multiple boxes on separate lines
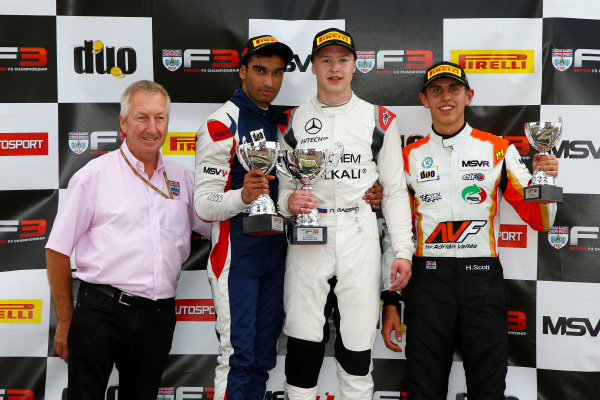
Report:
79,281,174,308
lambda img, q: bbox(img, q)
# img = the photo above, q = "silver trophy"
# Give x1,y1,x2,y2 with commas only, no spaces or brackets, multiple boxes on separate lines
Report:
236,138,284,235
277,142,344,244
523,118,563,203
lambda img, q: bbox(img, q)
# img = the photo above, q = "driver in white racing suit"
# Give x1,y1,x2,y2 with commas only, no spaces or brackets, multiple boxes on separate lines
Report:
278,28,414,399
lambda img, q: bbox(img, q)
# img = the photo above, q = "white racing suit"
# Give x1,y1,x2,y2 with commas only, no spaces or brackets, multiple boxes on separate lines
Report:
396,124,556,399
278,94,414,399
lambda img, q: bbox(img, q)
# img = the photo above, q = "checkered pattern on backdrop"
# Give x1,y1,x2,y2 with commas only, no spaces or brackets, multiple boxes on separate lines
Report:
1,0,599,399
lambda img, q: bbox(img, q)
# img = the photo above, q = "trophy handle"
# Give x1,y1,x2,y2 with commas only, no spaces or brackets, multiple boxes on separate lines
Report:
276,151,295,181
262,142,280,175
321,142,344,178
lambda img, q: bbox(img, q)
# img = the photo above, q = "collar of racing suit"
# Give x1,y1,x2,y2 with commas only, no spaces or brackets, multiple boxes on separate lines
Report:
432,120,467,140
310,92,358,115
430,122,472,149
230,85,286,125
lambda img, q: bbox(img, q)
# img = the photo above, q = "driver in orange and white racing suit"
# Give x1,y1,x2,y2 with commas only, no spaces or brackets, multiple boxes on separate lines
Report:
381,61,559,400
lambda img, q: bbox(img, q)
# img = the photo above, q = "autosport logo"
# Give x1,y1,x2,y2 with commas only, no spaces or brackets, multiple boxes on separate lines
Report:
355,50,433,74
0,46,47,72
451,49,534,74
0,219,47,244
0,300,42,324
0,133,48,156
74,40,137,78
175,299,216,321
161,48,239,72
551,48,600,73
498,224,527,248
461,184,487,204
0,389,35,400
161,132,196,155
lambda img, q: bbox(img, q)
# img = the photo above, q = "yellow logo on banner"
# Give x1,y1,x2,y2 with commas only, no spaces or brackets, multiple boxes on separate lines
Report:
0,300,42,324
427,64,462,80
162,132,196,155
451,50,535,74
316,32,352,46
253,36,277,46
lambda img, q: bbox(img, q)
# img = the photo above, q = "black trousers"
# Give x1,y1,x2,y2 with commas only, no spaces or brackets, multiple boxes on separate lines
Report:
404,257,509,400
67,282,176,400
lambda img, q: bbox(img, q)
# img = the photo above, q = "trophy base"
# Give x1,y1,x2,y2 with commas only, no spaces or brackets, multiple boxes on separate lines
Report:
243,214,285,236
289,226,327,245
524,184,563,203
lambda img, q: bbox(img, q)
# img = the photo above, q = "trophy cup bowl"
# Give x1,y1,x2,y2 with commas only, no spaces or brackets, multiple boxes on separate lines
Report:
523,118,563,203
236,140,284,235
277,143,344,244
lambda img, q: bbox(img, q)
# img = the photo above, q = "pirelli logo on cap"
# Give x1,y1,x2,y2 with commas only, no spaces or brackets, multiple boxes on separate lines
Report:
253,36,278,46
0,300,43,324
316,32,352,46
427,65,462,80
451,50,535,74
162,132,196,155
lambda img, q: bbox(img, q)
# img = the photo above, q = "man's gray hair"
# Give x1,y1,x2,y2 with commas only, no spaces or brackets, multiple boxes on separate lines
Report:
120,80,171,119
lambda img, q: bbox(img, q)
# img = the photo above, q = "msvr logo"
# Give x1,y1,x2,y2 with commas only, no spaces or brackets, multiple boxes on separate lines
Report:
552,140,600,159
203,166,228,177
543,316,600,336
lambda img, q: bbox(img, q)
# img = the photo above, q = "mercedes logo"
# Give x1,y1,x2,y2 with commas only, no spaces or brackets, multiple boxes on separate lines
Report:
305,118,322,134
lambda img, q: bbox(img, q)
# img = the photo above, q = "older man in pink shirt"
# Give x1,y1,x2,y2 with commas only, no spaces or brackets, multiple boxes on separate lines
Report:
45,80,209,400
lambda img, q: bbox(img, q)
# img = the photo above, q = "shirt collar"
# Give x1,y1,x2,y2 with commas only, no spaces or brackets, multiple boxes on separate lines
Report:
121,139,165,174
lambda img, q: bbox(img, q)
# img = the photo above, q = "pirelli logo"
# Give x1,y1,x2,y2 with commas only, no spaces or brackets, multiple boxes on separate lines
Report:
253,36,277,46
427,65,462,80
161,132,196,155
451,50,535,73
0,300,42,324
317,32,351,46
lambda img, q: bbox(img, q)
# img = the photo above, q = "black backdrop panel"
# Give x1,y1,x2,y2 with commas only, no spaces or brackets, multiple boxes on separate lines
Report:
538,193,600,283
58,103,122,188
0,190,58,271
0,16,57,103
542,18,600,105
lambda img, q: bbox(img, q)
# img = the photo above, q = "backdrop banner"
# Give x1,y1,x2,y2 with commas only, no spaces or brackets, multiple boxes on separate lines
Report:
1,1,599,399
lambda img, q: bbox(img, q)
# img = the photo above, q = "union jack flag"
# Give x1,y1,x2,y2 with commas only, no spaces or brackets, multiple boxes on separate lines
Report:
156,387,174,400
68,132,88,140
549,226,568,235
356,51,375,59
552,49,572,57
162,49,182,57
426,261,437,270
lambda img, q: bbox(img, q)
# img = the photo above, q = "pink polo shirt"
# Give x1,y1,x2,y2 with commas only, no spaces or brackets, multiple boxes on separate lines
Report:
46,141,210,300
